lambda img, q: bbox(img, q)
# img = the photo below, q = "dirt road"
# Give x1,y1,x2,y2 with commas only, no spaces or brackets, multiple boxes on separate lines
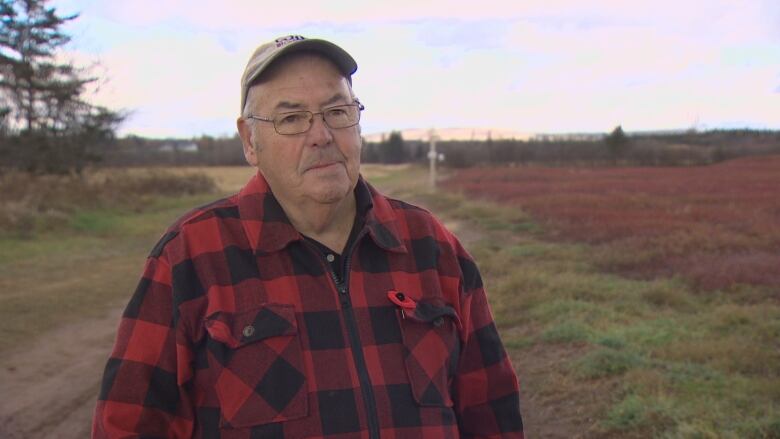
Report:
0,305,122,438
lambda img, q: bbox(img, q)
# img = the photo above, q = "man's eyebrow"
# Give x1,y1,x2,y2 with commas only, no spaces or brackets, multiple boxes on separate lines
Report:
272,93,349,112
273,101,304,111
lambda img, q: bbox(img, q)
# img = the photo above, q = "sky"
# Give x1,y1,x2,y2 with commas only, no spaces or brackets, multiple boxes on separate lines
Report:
52,0,780,139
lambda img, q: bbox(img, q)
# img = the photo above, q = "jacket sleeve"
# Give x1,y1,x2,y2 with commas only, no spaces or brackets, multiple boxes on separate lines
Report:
92,247,196,438
452,241,524,438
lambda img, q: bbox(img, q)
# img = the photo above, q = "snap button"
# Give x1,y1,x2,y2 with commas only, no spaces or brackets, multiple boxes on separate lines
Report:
242,325,255,338
326,254,335,262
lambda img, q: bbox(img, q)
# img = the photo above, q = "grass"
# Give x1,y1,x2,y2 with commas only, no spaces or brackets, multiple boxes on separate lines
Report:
386,164,779,438
0,168,219,239
0,167,229,355
1,163,778,438
0,193,222,353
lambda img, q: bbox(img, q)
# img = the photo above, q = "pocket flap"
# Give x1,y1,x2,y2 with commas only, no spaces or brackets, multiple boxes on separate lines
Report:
204,303,297,349
408,300,461,329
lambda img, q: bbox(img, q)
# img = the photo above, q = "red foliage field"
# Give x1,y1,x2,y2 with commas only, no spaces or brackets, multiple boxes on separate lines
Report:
443,155,780,291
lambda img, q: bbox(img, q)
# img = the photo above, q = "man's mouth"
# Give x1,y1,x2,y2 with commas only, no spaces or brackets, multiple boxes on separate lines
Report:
307,161,341,171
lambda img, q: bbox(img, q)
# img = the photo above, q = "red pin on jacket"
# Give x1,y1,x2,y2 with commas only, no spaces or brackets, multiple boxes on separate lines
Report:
387,290,416,318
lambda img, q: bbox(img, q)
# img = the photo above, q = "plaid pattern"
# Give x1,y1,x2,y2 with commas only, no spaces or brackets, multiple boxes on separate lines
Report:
93,173,523,438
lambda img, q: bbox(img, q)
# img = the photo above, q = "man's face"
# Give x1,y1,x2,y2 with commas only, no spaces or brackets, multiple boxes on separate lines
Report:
237,54,362,207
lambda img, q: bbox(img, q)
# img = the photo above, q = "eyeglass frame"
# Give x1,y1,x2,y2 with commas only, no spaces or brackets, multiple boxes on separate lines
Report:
245,99,365,135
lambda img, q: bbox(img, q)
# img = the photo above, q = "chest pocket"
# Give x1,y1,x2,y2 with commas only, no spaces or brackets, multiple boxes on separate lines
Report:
397,300,461,407
204,303,308,428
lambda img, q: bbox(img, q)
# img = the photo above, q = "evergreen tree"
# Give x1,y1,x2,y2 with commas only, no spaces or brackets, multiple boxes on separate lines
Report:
382,130,406,164
360,140,379,163
0,0,123,173
605,125,629,163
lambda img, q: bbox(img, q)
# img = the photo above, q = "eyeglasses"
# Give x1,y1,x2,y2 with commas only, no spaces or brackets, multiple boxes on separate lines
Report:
246,100,365,135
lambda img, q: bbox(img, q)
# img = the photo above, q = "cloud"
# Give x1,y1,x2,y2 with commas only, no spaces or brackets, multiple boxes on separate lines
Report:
54,0,780,137
68,30,246,136
79,0,773,43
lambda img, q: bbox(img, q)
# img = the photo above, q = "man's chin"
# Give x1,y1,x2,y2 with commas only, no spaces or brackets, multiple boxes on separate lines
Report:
305,180,354,204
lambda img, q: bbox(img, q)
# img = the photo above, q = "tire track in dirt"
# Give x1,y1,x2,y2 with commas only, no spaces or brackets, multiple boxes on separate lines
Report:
0,304,122,439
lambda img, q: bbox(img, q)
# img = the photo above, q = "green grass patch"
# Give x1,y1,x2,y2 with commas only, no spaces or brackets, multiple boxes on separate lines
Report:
530,299,615,325
540,321,591,344
603,393,676,434
600,318,689,349
574,348,644,378
69,210,123,233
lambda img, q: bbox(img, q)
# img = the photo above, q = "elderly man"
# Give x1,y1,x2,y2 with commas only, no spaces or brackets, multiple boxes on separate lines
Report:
93,35,523,438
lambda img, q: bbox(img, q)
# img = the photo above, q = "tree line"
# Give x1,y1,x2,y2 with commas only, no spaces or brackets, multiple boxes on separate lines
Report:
99,127,780,168
362,127,780,168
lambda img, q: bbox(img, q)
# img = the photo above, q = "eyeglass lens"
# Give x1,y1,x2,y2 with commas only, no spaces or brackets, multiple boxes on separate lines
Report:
273,104,360,134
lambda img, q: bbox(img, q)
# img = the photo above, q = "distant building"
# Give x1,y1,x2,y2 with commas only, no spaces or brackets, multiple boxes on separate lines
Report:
158,142,199,153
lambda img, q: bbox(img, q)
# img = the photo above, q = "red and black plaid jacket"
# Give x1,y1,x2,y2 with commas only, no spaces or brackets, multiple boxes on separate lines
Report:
93,173,523,438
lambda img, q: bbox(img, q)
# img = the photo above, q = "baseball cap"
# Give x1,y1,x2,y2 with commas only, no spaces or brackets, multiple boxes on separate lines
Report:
240,35,358,112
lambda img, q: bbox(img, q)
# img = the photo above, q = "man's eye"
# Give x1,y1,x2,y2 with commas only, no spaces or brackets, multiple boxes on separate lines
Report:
278,113,306,125
326,108,347,117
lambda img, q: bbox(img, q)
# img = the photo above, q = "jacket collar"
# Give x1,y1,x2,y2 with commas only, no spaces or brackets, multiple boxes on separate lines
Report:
237,172,407,255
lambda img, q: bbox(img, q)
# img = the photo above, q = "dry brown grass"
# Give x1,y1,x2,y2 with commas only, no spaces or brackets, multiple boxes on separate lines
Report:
153,164,408,195
655,336,779,375
159,166,256,193
0,168,217,237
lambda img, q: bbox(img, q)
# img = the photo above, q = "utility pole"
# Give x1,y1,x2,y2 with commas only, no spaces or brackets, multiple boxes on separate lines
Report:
427,128,440,188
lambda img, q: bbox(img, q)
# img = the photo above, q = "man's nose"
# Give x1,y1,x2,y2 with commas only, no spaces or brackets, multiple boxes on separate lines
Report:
307,113,333,147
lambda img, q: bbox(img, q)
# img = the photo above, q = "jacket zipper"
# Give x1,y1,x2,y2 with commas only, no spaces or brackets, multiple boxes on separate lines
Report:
308,233,381,439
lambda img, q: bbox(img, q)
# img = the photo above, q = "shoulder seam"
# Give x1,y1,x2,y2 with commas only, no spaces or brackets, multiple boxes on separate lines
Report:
149,194,239,257
149,230,179,258
386,197,431,214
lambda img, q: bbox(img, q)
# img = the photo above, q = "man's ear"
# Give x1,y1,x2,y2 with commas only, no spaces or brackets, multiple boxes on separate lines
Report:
237,117,259,167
